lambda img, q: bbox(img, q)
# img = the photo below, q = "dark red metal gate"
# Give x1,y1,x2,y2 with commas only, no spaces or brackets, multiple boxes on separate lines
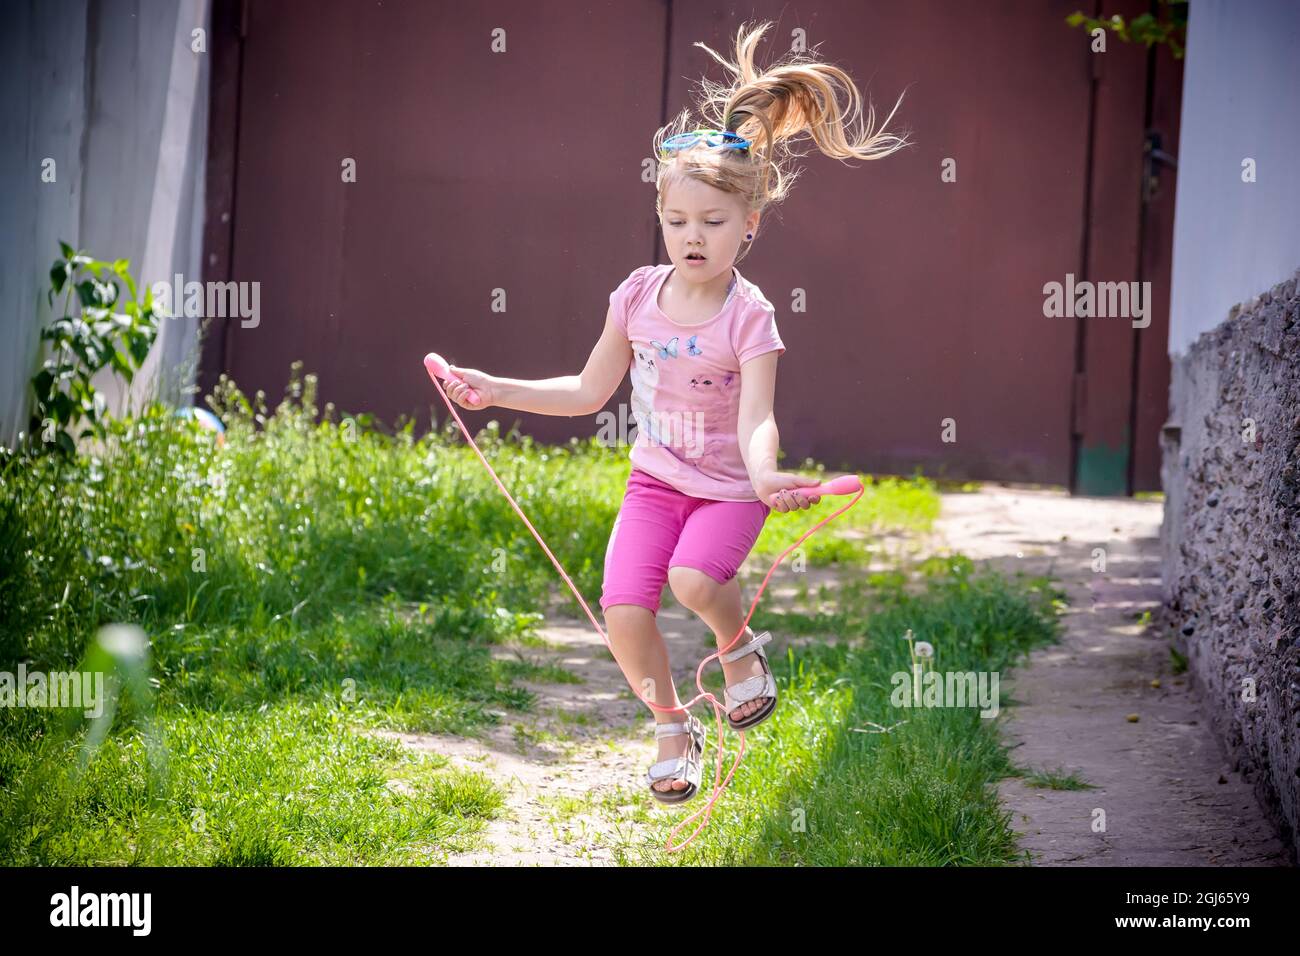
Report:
201,0,1179,493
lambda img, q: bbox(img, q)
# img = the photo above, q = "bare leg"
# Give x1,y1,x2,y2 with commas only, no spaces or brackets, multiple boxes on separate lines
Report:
602,604,692,795
667,568,771,721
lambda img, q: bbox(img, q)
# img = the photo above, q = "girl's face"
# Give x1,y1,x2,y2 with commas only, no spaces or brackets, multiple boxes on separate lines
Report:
658,177,758,284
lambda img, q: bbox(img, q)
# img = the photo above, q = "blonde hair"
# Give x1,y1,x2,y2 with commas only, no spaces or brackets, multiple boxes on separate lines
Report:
654,21,909,260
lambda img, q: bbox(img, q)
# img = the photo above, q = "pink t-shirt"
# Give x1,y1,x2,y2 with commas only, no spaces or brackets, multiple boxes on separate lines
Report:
608,263,785,501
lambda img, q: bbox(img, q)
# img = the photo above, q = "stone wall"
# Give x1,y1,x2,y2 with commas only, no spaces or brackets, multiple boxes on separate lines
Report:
1159,266,1300,863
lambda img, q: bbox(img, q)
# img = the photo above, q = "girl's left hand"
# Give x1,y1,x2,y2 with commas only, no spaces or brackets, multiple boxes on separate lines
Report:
754,470,822,512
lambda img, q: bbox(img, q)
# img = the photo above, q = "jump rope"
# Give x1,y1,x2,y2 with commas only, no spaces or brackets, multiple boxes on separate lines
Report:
423,352,863,852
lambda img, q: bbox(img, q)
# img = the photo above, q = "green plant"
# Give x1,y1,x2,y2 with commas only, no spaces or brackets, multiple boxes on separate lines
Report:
1067,0,1188,59
26,241,159,457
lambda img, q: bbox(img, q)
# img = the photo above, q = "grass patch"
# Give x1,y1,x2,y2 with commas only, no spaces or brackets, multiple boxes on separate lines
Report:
0,366,943,865
750,466,940,568
0,699,503,865
1021,767,1095,791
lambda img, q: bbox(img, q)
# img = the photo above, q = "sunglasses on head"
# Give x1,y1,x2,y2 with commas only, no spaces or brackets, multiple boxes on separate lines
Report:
659,128,751,159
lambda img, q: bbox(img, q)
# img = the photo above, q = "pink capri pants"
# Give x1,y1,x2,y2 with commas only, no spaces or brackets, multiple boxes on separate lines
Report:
599,467,771,616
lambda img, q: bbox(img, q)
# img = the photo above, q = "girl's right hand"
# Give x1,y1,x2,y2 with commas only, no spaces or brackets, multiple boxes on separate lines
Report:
445,365,497,409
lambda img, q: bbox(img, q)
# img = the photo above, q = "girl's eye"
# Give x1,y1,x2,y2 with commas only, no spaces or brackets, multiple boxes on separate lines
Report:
668,221,725,226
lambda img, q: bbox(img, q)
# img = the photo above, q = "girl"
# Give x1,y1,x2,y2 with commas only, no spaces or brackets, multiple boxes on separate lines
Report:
441,22,907,803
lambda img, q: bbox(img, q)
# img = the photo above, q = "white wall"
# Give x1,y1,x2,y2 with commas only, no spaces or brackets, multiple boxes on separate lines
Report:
1168,0,1300,356
0,0,210,451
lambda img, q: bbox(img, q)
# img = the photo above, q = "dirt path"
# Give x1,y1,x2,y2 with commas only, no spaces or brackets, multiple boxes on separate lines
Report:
375,615,656,865
379,561,865,865
383,484,1290,865
935,485,1290,866
378,601,787,865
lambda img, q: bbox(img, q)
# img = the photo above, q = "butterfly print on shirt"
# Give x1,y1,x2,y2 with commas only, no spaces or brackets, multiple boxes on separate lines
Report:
651,337,679,359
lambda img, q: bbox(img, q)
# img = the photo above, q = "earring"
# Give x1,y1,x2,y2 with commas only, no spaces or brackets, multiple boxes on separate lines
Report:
745,233,753,241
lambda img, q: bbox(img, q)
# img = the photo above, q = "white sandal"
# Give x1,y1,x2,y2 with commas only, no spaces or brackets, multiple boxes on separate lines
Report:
645,712,706,804
722,629,778,731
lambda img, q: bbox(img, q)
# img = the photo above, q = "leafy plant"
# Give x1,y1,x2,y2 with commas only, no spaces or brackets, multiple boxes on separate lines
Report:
1067,0,1188,59
26,241,159,456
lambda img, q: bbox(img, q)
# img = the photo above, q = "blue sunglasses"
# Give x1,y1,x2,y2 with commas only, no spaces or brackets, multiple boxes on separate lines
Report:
659,128,751,159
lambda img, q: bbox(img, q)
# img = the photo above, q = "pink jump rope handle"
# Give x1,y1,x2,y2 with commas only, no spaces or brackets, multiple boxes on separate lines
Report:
424,351,481,406
769,473,863,507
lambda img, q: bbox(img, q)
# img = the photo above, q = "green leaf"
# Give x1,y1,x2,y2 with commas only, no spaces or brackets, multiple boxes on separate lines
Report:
32,369,54,402
51,392,75,424
115,263,137,300
59,240,75,260
94,278,115,306
127,333,151,365
69,339,92,368
109,347,135,383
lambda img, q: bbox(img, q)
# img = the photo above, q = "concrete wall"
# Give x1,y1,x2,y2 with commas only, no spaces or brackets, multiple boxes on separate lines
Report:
1166,0,1300,357
1160,0,1300,862
0,0,209,451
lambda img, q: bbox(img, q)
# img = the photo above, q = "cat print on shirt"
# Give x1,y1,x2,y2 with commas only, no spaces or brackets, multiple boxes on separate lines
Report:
687,371,734,393
680,372,735,461
630,344,665,446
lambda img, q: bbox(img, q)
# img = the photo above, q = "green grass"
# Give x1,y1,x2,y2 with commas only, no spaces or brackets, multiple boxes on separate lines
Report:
1021,767,1095,791
748,461,941,567
0,365,944,865
1,698,504,865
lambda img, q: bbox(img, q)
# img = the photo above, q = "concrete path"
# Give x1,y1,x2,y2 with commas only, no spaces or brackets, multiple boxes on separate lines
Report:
934,484,1290,866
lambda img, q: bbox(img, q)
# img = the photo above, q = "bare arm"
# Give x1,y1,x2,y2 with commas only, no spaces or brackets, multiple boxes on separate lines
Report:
737,350,821,512
446,304,631,417
737,351,781,481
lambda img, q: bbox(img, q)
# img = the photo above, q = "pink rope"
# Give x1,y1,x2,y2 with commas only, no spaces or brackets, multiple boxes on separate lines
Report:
426,374,861,852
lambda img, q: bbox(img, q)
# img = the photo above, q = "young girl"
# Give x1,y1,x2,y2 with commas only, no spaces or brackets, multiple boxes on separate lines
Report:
441,22,906,803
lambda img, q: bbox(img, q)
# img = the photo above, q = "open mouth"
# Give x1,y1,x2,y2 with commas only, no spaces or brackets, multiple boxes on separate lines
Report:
685,253,706,261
